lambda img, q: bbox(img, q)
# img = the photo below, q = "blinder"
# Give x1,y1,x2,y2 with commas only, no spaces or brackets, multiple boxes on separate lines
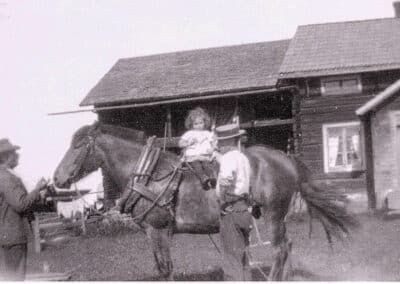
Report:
70,133,97,181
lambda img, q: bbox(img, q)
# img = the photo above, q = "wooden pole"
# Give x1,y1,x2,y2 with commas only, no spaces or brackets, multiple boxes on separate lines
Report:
166,106,172,138
81,211,86,235
33,213,41,254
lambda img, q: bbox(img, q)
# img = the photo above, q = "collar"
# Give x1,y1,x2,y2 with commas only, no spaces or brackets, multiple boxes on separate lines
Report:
0,164,9,171
0,164,20,178
6,168,20,178
219,146,239,154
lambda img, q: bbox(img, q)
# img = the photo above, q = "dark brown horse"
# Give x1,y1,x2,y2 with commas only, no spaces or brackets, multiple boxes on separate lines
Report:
53,122,357,280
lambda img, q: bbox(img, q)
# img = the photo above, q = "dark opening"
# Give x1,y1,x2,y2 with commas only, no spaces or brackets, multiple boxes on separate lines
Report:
246,124,293,152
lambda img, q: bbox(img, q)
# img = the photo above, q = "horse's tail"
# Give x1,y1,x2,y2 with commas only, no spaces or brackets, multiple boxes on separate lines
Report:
291,155,360,245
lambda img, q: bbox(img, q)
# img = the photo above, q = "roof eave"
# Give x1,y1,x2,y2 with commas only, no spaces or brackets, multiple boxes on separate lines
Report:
81,84,280,108
356,79,400,116
279,64,400,80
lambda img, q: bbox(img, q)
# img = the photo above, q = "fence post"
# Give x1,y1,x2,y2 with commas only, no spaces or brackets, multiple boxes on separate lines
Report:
81,211,86,235
33,213,41,254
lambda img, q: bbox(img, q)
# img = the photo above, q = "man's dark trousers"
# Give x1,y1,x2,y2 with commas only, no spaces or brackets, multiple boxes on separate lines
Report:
219,199,252,280
0,243,27,280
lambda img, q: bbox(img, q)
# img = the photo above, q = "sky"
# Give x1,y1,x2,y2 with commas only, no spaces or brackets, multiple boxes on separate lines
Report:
0,0,396,190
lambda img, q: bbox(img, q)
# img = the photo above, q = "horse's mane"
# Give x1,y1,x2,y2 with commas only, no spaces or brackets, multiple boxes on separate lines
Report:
72,122,146,146
98,123,146,144
96,122,180,163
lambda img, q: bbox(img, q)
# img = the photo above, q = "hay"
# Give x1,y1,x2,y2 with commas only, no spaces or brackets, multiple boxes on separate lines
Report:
80,210,142,237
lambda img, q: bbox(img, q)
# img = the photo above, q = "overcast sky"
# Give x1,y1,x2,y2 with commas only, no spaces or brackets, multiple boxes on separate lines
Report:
0,0,396,189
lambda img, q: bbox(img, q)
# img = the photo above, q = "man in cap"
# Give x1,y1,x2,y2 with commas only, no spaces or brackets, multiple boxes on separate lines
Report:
215,123,252,281
0,138,49,280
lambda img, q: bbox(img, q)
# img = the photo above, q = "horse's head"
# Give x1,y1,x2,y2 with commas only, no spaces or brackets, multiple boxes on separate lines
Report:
54,123,103,188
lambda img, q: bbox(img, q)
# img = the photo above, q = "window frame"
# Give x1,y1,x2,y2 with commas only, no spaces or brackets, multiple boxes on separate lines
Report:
322,121,363,173
320,75,362,96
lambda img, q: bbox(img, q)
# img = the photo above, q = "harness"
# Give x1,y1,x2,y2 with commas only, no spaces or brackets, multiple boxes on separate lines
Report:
118,136,184,225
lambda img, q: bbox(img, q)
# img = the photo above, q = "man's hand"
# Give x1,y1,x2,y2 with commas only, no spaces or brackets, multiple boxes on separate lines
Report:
35,177,49,191
39,190,47,200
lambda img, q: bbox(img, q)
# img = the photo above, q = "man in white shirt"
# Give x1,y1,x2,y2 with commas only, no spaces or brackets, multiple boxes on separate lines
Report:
215,123,252,281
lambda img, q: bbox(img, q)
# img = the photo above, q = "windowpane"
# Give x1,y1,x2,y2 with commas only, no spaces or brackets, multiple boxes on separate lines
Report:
342,79,358,88
324,81,341,89
321,76,361,95
324,122,362,172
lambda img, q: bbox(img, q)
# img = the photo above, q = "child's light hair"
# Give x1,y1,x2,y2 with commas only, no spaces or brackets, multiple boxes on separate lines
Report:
184,107,211,130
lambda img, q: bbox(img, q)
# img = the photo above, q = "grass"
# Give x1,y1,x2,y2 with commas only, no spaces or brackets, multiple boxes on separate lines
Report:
26,214,400,281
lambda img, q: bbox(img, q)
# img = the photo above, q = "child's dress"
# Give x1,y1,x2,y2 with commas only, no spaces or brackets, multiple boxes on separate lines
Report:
180,129,216,162
179,129,217,190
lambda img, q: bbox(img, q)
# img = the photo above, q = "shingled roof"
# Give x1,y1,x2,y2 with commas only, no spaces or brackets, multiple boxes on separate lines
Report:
80,39,290,106
279,18,400,78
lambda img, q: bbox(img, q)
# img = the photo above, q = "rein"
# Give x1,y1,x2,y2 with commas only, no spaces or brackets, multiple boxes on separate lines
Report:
71,135,96,182
130,165,181,223
132,168,175,183
71,127,183,228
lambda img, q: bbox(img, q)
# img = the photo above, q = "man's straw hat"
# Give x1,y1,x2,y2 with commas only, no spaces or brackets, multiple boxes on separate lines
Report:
215,123,246,140
0,139,20,154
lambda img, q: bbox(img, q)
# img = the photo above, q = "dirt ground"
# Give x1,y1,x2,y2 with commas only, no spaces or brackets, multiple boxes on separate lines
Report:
26,214,400,281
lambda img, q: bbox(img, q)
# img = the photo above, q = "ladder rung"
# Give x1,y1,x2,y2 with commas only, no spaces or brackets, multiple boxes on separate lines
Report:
250,241,271,247
249,260,263,267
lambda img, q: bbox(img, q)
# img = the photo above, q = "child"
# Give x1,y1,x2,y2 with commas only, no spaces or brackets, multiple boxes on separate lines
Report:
179,107,217,190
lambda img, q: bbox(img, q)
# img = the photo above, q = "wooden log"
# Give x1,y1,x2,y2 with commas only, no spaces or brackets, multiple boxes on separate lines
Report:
240,118,294,128
301,95,373,108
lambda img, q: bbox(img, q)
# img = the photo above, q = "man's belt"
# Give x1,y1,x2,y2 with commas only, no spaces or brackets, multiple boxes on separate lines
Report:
220,193,249,215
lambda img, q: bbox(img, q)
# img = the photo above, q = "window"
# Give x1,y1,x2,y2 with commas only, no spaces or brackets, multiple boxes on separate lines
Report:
322,122,362,173
321,75,362,95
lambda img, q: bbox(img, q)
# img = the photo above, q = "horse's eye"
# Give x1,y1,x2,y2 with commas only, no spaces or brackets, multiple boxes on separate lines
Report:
73,139,86,149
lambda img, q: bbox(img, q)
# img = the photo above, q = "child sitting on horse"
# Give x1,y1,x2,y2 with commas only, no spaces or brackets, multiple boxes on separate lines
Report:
179,107,217,190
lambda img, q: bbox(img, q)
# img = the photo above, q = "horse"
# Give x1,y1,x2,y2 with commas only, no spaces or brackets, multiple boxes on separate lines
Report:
53,122,358,281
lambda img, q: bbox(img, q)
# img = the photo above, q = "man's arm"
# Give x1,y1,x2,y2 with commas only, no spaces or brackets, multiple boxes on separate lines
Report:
217,155,236,202
1,175,41,213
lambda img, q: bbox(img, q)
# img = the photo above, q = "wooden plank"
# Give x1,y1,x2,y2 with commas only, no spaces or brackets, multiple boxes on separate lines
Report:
240,118,294,128
301,143,322,151
154,136,180,148
39,221,64,230
54,189,91,197
47,196,77,202
301,136,322,145
39,216,62,223
300,113,359,124
301,95,374,108
26,272,71,281
300,104,370,115
302,150,323,160
37,212,58,219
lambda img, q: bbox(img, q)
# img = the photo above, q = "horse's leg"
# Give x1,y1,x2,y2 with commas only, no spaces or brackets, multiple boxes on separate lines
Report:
145,226,174,280
266,209,293,281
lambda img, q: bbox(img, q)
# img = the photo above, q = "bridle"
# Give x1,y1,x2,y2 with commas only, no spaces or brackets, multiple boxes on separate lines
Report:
69,131,97,184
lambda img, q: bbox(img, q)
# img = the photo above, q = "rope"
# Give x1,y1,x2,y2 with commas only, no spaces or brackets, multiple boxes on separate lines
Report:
206,223,268,281
207,234,222,254
130,167,179,223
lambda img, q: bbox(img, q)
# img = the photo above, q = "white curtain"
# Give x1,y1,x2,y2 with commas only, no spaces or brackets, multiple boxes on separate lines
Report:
328,136,339,168
351,135,359,156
